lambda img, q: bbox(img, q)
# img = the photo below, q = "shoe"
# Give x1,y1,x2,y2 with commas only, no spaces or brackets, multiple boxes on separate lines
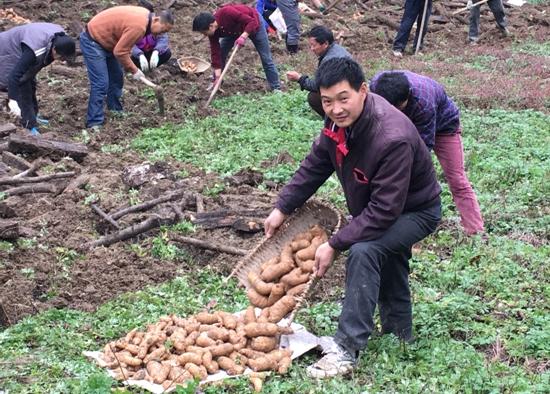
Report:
29,127,40,136
36,114,49,125
306,337,356,378
286,44,299,55
468,37,479,45
500,27,510,37
392,50,403,58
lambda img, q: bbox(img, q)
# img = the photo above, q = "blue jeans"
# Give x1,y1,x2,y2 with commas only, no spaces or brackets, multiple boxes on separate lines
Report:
393,0,432,52
220,27,280,90
80,31,124,127
469,0,507,40
334,202,441,356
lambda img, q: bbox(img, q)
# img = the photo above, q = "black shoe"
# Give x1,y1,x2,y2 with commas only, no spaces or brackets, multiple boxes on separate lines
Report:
286,44,299,54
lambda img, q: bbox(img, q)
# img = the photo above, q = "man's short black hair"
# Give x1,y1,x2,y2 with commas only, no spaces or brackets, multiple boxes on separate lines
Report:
371,72,410,107
159,10,175,25
316,57,365,91
308,25,334,45
192,12,215,32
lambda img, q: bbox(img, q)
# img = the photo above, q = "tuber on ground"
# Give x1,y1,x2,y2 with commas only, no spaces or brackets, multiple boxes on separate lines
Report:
250,336,279,353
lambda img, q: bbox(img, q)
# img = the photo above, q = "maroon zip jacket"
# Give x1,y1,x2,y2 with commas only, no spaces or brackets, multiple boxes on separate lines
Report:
209,4,260,69
276,93,441,251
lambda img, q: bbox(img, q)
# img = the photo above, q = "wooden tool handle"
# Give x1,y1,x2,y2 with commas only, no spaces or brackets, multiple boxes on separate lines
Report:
206,45,239,107
452,0,490,15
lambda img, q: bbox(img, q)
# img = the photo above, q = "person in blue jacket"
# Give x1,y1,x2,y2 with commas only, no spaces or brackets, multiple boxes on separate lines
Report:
256,0,278,32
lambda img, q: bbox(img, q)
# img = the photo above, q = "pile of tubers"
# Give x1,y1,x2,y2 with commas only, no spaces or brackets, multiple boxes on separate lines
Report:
98,224,327,390
179,60,198,73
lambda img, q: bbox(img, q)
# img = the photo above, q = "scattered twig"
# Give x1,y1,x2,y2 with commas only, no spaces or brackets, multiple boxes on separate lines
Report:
0,171,74,186
4,183,57,196
83,215,175,249
12,159,45,179
91,203,120,230
110,191,187,220
170,234,248,255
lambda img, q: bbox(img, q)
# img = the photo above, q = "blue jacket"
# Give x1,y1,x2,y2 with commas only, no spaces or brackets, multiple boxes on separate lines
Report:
257,0,278,30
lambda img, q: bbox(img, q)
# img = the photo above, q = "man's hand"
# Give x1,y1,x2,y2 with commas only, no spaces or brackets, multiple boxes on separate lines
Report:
235,34,248,47
264,208,288,239
286,71,302,82
139,54,149,72
8,99,21,117
208,68,223,91
314,242,336,278
149,50,160,70
132,68,146,81
466,0,474,9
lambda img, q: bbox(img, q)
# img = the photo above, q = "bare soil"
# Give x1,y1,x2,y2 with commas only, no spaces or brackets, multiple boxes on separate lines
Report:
0,0,547,325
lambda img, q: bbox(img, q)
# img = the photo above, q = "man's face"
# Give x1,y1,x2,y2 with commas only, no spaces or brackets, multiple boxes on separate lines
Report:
320,80,368,128
201,22,217,37
151,19,173,35
308,37,329,57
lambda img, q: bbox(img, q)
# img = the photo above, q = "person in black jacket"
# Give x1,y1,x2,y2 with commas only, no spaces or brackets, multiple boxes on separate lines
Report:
264,58,441,378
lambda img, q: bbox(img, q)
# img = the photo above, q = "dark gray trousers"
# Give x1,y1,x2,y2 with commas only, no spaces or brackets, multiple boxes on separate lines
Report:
469,0,507,40
277,0,301,46
334,202,441,357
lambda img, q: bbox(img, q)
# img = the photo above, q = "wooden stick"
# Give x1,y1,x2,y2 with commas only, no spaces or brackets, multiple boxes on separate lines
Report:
4,182,57,196
83,215,175,249
170,234,248,256
0,302,11,328
110,191,186,220
91,203,120,230
323,0,345,13
138,76,165,115
206,45,239,107
452,0,490,15
0,171,74,186
415,0,430,55
12,159,45,179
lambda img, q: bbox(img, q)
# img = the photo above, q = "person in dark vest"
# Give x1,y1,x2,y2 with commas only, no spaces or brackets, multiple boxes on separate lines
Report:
286,26,351,117
264,58,441,378
80,6,174,128
0,23,76,135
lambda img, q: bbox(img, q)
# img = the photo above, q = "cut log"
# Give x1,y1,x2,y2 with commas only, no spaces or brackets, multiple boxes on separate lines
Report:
4,182,57,196
2,151,32,171
91,203,120,230
170,234,248,256
110,191,194,220
0,219,19,240
0,123,17,138
375,14,401,30
0,171,74,186
8,134,88,162
82,215,175,249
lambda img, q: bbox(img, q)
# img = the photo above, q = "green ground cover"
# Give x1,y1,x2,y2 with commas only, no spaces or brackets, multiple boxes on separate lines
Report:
2,89,548,393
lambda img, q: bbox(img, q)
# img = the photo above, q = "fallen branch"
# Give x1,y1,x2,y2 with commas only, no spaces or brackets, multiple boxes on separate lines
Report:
110,191,191,220
4,182,57,196
0,123,16,138
8,134,88,162
91,203,120,230
0,171,74,186
82,215,175,249
12,159,46,179
2,151,32,171
195,193,205,213
63,173,90,194
170,234,248,256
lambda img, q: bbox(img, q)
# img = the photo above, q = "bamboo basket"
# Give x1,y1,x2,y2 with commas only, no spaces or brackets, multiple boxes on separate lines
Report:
227,199,344,323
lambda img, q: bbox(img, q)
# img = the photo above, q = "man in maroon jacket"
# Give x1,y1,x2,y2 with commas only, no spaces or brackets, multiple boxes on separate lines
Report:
264,58,441,378
192,4,280,91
